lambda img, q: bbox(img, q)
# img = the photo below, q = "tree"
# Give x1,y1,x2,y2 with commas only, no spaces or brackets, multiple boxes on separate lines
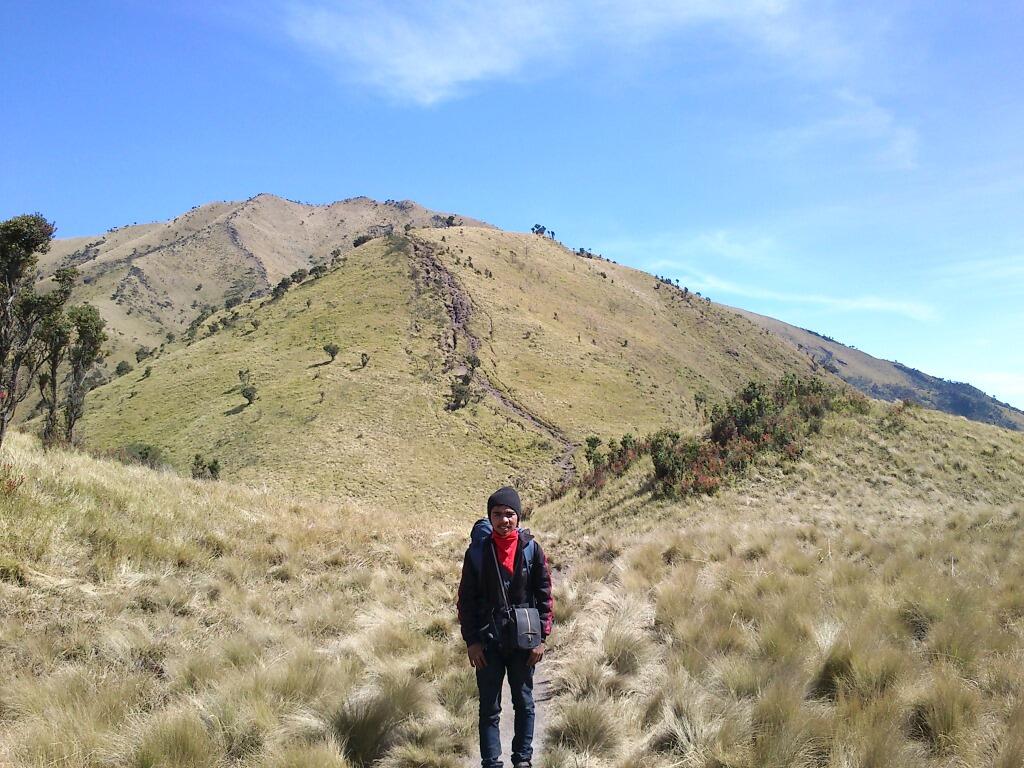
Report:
290,268,308,283
135,345,153,363
115,360,134,376
191,454,220,480
0,214,73,448
241,385,258,405
310,264,328,279
271,276,292,300
62,304,107,444
36,312,71,447
324,343,340,362
353,234,372,248
584,436,604,467
360,352,370,368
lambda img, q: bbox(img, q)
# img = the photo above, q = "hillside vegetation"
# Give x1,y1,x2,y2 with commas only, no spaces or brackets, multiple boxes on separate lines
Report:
532,399,1024,767
34,194,486,370
735,308,1024,431
75,230,819,510
5,379,1024,768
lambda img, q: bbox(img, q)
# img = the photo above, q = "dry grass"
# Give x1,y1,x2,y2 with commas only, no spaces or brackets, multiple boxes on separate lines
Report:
0,431,476,767
4,378,1024,767
533,405,1024,767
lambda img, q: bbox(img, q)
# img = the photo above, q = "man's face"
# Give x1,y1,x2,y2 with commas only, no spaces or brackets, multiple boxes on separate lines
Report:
489,505,518,535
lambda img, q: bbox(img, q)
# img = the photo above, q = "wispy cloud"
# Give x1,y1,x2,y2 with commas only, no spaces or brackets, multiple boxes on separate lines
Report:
600,230,786,269
775,89,919,170
933,255,1024,290
647,262,937,321
284,1,560,105
282,0,844,105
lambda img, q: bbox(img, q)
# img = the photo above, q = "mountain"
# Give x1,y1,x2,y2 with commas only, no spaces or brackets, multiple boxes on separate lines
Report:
73,226,820,512
36,194,488,368
733,308,1024,431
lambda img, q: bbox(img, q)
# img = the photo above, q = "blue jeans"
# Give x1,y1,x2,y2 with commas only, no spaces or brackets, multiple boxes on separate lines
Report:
477,643,535,768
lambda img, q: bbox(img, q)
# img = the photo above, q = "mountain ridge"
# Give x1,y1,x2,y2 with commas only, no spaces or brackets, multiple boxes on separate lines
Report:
30,195,1021,435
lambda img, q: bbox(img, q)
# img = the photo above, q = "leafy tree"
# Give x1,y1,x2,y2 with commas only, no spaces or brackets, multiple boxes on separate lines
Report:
115,360,134,376
135,345,152,363
0,214,74,447
271,276,292,300
36,312,71,446
444,215,457,227
120,442,166,469
290,268,308,283
191,454,220,480
310,264,328,279
62,304,107,444
584,436,604,467
324,343,340,362
241,385,258,405
353,234,372,248
447,379,471,410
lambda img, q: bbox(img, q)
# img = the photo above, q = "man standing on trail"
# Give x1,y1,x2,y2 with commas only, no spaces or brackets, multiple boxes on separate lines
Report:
457,486,554,768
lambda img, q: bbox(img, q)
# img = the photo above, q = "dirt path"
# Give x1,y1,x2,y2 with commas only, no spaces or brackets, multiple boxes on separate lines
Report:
465,668,556,768
409,236,578,484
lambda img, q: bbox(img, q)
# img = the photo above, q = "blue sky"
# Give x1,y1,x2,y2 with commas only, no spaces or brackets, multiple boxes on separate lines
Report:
3,1,1023,408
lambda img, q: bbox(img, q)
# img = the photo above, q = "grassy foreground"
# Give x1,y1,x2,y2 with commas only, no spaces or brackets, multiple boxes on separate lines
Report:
533,403,1024,767
4,393,1024,767
0,431,479,768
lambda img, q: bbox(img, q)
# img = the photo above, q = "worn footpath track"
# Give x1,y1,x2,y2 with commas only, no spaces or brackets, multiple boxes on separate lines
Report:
409,236,578,484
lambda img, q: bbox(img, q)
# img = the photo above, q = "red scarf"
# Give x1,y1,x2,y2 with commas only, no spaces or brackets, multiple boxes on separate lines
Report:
492,528,518,574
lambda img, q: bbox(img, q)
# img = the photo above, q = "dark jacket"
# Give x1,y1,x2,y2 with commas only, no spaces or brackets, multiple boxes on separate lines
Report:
457,523,554,648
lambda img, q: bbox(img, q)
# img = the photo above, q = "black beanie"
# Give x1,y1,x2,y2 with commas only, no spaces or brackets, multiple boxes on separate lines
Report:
487,486,521,516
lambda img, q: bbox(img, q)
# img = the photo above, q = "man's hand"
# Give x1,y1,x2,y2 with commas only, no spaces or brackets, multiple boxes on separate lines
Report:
467,643,487,669
528,643,545,667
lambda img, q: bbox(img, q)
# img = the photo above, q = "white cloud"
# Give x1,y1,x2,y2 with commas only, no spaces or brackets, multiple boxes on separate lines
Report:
285,1,561,105
648,262,937,321
775,89,919,170
282,0,844,105
933,255,1024,289
601,230,785,269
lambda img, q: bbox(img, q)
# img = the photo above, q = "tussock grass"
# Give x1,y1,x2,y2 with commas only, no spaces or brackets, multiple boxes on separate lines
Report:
535,405,1024,767
0,432,475,767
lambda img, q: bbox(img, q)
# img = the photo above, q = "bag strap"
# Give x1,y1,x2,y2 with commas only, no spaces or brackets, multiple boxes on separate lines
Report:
491,539,511,612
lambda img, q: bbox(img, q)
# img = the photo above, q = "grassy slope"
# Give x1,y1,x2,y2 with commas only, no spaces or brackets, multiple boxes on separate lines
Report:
74,229,823,511
36,195,490,369
531,403,1024,767
78,237,554,515
0,431,477,768
418,228,818,441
